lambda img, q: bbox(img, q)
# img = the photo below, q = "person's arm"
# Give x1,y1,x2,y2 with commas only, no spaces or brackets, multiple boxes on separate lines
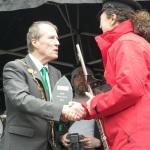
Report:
3,61,86,122
84,41,146,118
3,61,64,121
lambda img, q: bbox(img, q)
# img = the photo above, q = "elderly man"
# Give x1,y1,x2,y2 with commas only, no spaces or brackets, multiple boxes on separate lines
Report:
1,21,86,150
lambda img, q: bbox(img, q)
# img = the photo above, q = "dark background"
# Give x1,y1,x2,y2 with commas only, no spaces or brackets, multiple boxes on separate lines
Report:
0,1,149,113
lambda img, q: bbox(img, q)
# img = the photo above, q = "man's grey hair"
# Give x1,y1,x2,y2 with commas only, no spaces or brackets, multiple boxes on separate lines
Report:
26,21,58,53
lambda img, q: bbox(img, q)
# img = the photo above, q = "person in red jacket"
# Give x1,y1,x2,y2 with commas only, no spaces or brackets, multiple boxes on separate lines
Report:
73,0,150,150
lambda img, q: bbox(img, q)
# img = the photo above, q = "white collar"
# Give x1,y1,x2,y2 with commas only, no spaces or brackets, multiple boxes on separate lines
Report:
29,53,48,71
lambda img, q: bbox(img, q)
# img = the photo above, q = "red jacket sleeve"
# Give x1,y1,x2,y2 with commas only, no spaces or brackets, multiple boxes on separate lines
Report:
81,102,92,120
86,40,146,118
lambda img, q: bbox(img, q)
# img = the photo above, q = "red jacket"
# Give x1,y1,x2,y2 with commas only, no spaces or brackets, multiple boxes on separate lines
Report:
83,20,150,150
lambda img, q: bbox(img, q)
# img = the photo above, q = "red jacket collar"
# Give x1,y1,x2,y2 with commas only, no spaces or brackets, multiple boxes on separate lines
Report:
95,20,134,68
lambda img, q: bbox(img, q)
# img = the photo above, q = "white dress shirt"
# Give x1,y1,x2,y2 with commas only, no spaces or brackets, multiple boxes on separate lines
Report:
29,53,52,101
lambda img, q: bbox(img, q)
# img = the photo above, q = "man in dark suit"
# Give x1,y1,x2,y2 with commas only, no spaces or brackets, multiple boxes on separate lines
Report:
1,21,86,150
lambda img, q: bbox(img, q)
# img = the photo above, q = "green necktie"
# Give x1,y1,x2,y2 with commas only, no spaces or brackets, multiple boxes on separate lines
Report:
41,67,50,99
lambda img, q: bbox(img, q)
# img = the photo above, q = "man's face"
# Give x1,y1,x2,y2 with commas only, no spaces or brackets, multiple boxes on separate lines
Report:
99,12,113,33
73,74,88,96
33,24,60,62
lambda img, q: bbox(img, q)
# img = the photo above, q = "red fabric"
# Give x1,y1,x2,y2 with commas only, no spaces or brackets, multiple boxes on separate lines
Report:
81,102,90,118
82,20,150,150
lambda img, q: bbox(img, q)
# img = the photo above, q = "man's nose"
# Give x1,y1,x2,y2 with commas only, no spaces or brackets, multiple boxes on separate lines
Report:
80,76,86,81
56,39,60,46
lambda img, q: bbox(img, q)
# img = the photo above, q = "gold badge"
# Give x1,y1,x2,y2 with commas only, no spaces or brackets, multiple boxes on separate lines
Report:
78,68,83,74
28,68,34,74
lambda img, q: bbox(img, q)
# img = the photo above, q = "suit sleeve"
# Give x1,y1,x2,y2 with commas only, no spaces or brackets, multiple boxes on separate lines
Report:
85,40,146,118
3,61,63,121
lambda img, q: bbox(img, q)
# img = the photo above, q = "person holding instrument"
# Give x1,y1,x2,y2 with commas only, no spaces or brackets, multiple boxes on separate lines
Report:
67,0,150,150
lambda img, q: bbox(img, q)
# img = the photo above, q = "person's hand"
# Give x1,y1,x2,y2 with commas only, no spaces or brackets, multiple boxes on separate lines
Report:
60,132,71,148
61,102,86,121
79,135,101,149
67,102,86,121
85,92,94,114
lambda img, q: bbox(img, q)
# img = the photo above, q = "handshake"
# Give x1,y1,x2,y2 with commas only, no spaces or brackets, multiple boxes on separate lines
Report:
61,102,87,122
61,92,94,122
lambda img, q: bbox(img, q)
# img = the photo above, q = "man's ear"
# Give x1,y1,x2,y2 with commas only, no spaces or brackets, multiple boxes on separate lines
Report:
31,39,38,49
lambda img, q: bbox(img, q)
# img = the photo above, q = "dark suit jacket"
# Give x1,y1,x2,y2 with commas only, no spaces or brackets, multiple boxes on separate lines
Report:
2,54,64,150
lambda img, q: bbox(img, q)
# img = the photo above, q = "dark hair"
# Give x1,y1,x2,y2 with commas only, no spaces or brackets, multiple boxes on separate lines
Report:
102,7,150,42
132,10,150,42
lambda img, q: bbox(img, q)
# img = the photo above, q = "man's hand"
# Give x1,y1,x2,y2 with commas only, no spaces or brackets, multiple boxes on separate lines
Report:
61,102,86,121
79,135,101,149
85,92,94,114
60,132,71,148
67,102,87,120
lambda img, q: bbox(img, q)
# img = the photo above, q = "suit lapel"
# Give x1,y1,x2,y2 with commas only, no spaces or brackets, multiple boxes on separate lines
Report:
23,54,49,101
